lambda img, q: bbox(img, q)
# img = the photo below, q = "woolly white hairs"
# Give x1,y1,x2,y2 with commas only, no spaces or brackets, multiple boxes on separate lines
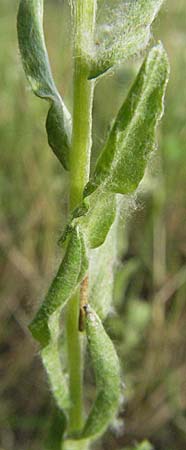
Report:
90,0,164,77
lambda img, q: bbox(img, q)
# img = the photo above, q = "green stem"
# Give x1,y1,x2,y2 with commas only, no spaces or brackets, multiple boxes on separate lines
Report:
70,0,96,209
66,0,96,434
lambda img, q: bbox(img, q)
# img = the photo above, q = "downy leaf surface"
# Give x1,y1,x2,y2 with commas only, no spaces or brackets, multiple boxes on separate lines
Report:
45,406,67,450
89,219,117,318
29,227,88,347
85,44,169,195
89,0,164,78
41,310,70,411
61,189,116,250
80,307,121,440
78,189,116,249
17,0,72,169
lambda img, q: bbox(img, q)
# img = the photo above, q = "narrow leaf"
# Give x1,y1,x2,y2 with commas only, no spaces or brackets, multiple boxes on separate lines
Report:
29,228,88,347
78,231,89,280
45,407,67,450
135,442,154,450
89,219,117,319
80,307,121,440
124,442,153,450
17,0,72,169
89,0,164,79
85,44,169,195
61,190,116,250
41,310,70,411
79,189,116,249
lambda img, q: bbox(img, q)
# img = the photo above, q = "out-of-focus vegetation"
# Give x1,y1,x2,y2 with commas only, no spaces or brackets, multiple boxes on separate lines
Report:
0,1,186,449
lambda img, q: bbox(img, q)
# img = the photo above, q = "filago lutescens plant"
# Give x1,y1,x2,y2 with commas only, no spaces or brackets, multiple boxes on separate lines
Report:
17,1,169,449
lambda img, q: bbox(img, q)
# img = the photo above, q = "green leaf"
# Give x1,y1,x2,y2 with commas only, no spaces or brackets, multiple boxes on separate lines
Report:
78,189,116,249
80,307,121,440
85,44,169,195
55,198,117,340
122,443,153,450
63,439,88,450
29,227,88,347
41,310,70,411
17,0,72,169
78,231,89,280
45,406,67,450
89,0,164,79
61,189,116,250
135,441,153,450
89,219,117,319
46,99,72,170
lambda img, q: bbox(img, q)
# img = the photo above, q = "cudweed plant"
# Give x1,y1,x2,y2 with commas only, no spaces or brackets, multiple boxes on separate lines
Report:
17,0,169,449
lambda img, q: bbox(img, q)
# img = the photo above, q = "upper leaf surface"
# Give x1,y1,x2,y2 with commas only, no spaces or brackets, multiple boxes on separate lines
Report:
17,0,72,169
80,307,121,439
78,189,116,249
85,44,169,196
29,227,88,347
60,189,117,250
41,310,70,411
89,219,117,318
89,0,164,78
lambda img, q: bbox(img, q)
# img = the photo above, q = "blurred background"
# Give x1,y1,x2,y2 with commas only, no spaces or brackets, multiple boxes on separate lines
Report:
0,0,186,449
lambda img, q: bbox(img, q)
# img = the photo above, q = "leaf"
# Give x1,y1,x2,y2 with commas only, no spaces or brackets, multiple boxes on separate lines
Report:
45,406,67,450
46,100,72,170
89,219,117,319
78,189,116,249
63,439,88,450
85,44,169,195
60,189,116,250
17,0,72,169
80,307,121,440
122,443,153,450
77,231,89,280
134,441,153,450
29,227,88,347
89,0,164,79
41,310,70,411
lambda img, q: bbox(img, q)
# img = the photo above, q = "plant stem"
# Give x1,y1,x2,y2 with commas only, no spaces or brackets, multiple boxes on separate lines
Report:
66,0,96,434
69,0,96,209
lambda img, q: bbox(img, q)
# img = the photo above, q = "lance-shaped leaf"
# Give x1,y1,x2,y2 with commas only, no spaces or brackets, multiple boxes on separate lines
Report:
45,406,67,450
61,189,116,250
89,0,164,79
119,442,153,450
80,307,121,440
29,227,88,347
41,310,70,411
89,218,117,318
17,0,72,169
78,189,116,249
85,44,169,195
135,442,153,450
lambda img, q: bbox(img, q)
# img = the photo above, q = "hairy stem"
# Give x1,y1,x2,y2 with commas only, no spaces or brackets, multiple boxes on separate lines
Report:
66,0,96,434
70,0,96,209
